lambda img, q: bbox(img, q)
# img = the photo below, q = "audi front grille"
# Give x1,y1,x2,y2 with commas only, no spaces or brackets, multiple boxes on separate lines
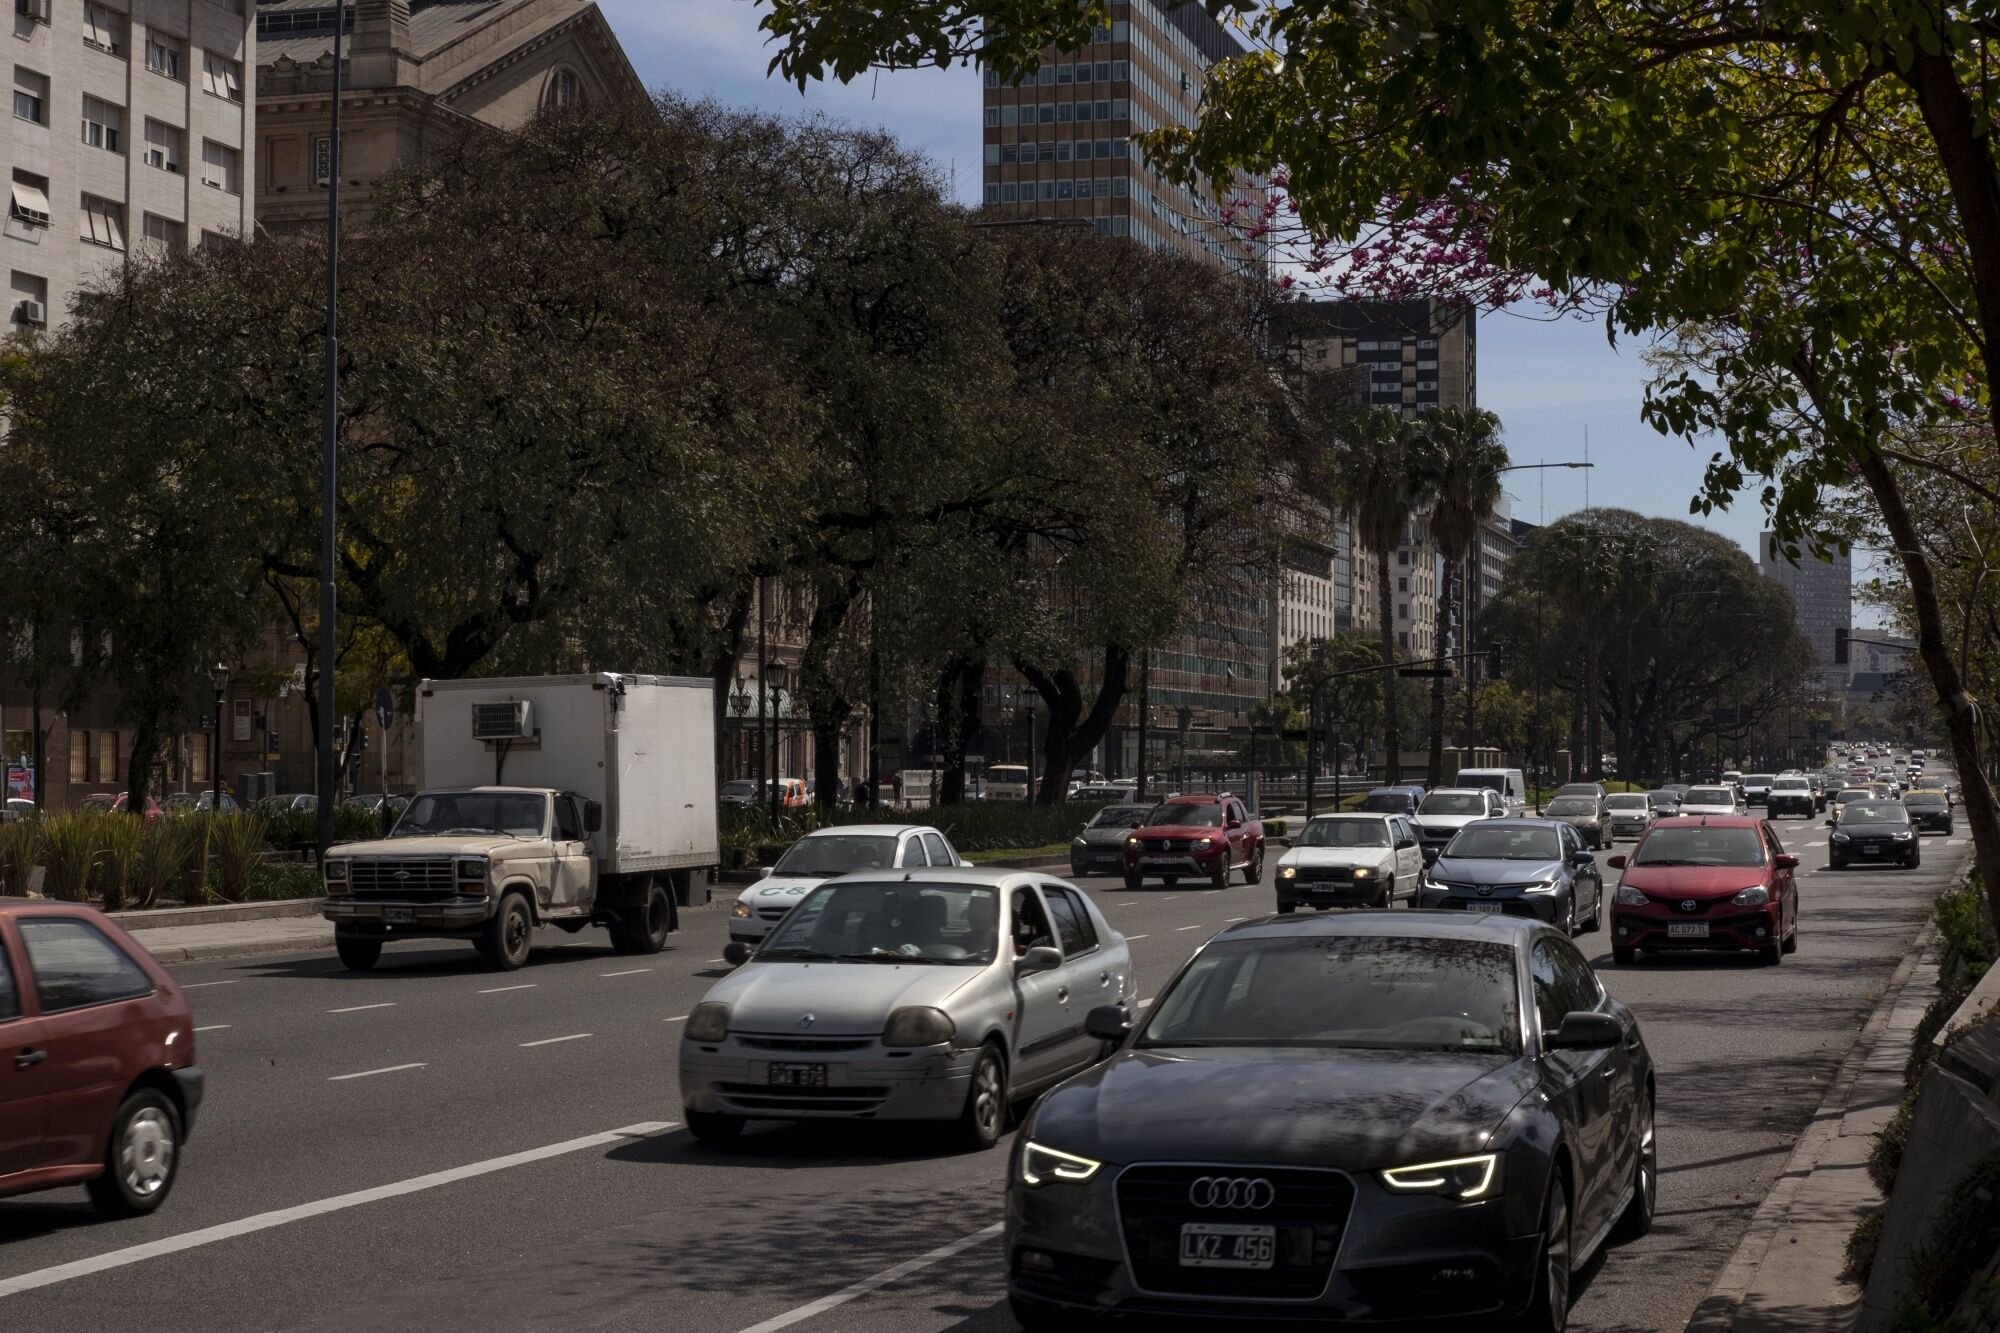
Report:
1115,1164,1353,1301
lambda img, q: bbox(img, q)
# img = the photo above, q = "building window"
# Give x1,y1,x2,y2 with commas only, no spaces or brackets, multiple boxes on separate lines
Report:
1397,550,1411,566
81,95,122,152
1038,142,1055,162
9,269,47,327
146,35,184,81
69,732,89,784
1397,577,1408,592
201,51,243,103
983,144,999,165
1056,101,1072,122
82,1,124,52
1103,178,1119,198
1055,141,1071,162
1038,103,1054,123
1001,183,1017,203
541,66,582,111
1000,105,1016,127
97,731,117,783
79,193,125,249
13,66,47,125
984,68,998,88
1039,180,1054,200
200,140,240,194
9,170,51,228
1056,63,1072,84
1056,180,1072,200
143,118,184,173
140,211,183,255
199,228,235,249
983,183,997,204
984,107,999,127
13,0,48,24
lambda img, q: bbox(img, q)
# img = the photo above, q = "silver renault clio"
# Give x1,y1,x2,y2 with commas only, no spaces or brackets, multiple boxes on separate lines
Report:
680,868,1134,1149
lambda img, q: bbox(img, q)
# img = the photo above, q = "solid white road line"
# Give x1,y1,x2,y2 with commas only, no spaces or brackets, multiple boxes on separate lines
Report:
327,1002,396,1014
0,1121,678,1300
329,1063,426,1082
732,1222,1004,1333
478,984,536,994
519,1033,592,1048
193,1025,231,1033
600,968,651,978
179,980,239,990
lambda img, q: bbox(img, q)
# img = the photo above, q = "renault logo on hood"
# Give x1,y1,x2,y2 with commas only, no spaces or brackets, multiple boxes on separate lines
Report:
798,1013,815,1030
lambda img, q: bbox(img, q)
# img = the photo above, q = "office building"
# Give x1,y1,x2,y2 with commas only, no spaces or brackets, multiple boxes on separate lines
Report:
254,0,643,232
978,0,1267,271
1759,532,1852,682
6,0,254,333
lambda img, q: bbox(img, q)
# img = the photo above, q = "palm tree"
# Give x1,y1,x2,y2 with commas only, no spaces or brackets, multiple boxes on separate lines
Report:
1414,407,1508,786
1332,407,1431,784
1540,517,1620,780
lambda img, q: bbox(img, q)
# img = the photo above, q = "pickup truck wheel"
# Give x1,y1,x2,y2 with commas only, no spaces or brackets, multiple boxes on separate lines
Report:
613,881,673,955
484,892,533,970
684,1111,744,1144
335,932,382,971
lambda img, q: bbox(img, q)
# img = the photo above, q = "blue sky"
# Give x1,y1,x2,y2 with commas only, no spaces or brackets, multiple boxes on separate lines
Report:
604,1,1875,603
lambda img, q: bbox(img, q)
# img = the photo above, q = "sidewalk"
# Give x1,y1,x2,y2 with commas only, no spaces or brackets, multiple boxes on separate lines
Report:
130,913,337,965
1686,930,1939,1332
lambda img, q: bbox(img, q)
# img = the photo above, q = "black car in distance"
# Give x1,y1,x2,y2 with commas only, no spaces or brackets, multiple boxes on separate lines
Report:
1006,912,1656,1330
1829,800,1923,868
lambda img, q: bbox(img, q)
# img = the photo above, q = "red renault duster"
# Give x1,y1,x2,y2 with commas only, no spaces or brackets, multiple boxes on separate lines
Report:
1121,793,1264,891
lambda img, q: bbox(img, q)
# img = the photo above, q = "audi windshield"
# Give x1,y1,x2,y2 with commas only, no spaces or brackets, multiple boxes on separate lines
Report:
1138,935,1521,1055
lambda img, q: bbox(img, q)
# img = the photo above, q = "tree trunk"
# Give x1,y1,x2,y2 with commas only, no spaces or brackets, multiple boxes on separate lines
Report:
1584,638,1602,782
1568,680,1585,784
1377,548,1400,783
796,572,859,814
1857,453,2000,928
705,582,753,801
935,662,967,806
1021,644,1132,806
125,722,162,819
1427,552,1459,786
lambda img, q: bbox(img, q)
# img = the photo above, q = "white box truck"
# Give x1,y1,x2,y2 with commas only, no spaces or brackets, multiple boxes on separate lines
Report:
320,673,719,971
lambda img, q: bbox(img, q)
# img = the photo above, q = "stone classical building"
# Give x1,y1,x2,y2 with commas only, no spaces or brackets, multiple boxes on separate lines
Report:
253,0,642,231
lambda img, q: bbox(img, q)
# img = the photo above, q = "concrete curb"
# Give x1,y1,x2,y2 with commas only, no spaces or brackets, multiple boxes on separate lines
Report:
135,926,337,965
1683,915,1941,1332
108,898,323,930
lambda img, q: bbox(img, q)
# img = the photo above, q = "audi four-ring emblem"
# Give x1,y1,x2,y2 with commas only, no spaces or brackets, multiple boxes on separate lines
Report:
1188,1176,1275,1210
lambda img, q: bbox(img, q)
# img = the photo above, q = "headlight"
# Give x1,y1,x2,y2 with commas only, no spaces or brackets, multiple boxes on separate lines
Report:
1194,836,1213,848
323,859,348,883
1614,885,1649,906
883,1006,956,1047
1126,835,1140,847
1277,865,1297,880
1832,831,1850,842
455,857,488,884
1380,1153,1503,1200
685,1002,730,1042
1072,837,1087,848
731,901,753,919
1020,1140,1103,1187
1893,830,1914,840
1520,879,1559,894
1731,886,1771,906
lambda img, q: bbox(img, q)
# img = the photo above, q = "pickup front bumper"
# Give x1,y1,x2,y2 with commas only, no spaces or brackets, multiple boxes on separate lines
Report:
322,895,494,935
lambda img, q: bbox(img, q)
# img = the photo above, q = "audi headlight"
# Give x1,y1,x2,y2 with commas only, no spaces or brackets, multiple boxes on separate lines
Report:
1380,1153,1503,1200
1277,865,1297,880
1072,837,1087,848
684,1002,730,1042
883,1006,955,1047
455,857,488,884
1731,886,1771,906
1352,865,1375,879
1614,885,1649,906
1020,1141,1103,1187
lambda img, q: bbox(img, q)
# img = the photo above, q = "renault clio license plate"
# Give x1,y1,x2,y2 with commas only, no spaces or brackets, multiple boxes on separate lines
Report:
767,1063,826,1087
1179,1223,1275,1269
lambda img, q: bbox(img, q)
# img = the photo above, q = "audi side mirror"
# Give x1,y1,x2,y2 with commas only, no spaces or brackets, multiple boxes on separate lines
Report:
1084,1004,1131,1043
1545,1011,1622,1051
1774,853,1799,870
722,942,752,966
1016,945,1063,976
1607,854,1627,870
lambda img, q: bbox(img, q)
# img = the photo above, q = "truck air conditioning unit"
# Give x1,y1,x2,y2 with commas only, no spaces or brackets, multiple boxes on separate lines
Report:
472,700,534,741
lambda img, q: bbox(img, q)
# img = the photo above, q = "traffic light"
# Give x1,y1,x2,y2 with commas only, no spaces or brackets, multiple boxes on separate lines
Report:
1834,627,1849,666
1487,645,1505,677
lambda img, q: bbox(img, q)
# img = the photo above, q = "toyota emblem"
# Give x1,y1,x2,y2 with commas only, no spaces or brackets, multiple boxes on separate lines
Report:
1188,1176,1275,1210
798,1013,815,1030
1680,900,1697,912
1476,884,1493,897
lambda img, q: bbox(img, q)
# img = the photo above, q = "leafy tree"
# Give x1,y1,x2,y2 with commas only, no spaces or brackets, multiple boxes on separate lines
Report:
1410,406,1507,784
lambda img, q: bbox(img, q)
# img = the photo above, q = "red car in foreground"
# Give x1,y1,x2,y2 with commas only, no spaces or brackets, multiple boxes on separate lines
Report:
1607,816,1798,965
1121,793,1264,890
0,899,203,1216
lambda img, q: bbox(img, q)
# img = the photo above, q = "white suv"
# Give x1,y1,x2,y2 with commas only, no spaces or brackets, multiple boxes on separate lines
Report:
729,825,960,947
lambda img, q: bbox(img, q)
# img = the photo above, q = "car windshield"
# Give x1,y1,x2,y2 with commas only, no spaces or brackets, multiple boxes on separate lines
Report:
772,834,900,877
1457,773,1506,793
1744,774,1775,786
1645,791,1679,804
1138,935,1521,1055
1606,795,1648,810
759,882,998,964
1088,806,1150,829
1684,787,1734,805
1905,793,1945,808
1632,826,1765,867
1295,816,1391,848
1773,779,1810,791
1557,785,1600,797
1148,802,1224,827
719,781,756,799
1546,798,1596,816
1446,825,1560,860
1358,793,1414,813
394,792,546,837
1837,789,1872,804
1842,803,1910,825
1420,793,1486,815
987,766,1028,785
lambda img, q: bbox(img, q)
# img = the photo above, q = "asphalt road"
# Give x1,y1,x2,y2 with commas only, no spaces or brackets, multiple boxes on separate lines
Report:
0,786,1969,1333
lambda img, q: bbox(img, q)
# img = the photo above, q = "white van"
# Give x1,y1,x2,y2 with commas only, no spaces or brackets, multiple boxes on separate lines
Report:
1454,767,1527,817
986,764,1032,801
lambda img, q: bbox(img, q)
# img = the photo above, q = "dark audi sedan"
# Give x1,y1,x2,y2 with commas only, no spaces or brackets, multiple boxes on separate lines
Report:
1005,913,1656,1329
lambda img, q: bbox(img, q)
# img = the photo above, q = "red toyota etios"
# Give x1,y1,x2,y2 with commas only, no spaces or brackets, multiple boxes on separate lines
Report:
1606,816,1799,966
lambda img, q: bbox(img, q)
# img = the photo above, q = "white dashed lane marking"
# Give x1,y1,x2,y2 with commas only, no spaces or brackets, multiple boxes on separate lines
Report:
479,984,536,994
519,1033,592,1048
329,1063,425,1082
327,1003,396,1014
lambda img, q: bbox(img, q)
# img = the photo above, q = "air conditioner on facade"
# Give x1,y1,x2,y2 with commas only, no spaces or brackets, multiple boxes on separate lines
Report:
20,0,51,22
14,300,45,327
472,700,534,741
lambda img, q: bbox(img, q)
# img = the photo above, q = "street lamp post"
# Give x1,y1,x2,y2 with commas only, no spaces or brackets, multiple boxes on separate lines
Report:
210,662,228,812
315,0,348,856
